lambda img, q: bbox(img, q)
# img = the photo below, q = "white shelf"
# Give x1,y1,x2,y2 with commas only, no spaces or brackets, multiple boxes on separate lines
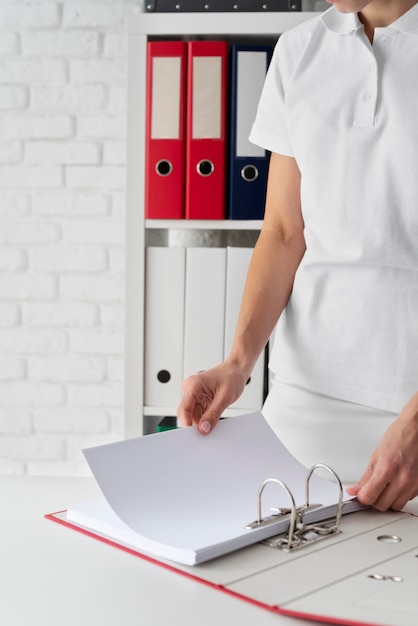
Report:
144,405,257,418
146,219,263,230
128,10,319,36
125,10,321,437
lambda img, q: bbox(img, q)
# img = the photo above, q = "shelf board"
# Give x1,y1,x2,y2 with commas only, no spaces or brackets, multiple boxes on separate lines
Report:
144,406,259,417
128,11,320,36
146,219,263,230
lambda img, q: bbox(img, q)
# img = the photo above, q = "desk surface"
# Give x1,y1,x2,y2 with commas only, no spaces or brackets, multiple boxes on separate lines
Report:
2,476,418,626
0,475,335,626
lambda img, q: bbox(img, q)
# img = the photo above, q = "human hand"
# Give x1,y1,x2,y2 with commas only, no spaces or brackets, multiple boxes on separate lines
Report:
177,362,248,435
346,393,418,511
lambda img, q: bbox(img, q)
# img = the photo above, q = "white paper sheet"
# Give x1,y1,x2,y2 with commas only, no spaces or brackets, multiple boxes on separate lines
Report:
69,412,361,565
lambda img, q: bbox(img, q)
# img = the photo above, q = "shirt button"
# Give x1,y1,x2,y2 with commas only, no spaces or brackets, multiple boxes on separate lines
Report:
364,92,373,101
380,36,389,46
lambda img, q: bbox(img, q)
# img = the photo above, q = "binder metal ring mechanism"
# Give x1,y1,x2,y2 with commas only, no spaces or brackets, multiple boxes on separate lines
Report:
145,1,302,13
246,463,344,552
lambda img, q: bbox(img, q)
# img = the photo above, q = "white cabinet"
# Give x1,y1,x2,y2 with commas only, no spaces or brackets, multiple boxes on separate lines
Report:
125,10,318,437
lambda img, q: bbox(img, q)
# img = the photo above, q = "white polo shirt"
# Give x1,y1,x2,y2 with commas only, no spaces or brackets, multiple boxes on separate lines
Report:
250,5,418,413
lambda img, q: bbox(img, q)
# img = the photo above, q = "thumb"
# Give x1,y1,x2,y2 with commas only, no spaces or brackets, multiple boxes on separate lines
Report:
198,407,223,435
346,465,373,496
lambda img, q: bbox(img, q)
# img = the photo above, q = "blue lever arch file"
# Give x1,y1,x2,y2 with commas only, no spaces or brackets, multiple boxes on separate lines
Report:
228,45,272,220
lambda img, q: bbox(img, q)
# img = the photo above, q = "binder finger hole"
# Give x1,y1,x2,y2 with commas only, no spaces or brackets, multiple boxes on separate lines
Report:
241,165,258,182
197,160,214,177
377,535,402,544
156,160,173,176
157,369,171,383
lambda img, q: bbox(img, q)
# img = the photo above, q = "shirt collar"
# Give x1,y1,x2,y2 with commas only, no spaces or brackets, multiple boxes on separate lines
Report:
321,3,418,36
391,2,418,36
321,7,363,35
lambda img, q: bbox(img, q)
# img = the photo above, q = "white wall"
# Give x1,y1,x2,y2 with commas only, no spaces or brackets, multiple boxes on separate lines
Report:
0,1,325,476
0,0,142,475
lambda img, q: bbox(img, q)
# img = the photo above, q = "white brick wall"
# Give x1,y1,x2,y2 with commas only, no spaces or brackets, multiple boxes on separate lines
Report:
0,0,142,476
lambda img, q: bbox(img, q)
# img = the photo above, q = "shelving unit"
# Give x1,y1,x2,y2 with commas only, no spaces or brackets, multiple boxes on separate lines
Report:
125,9,319,438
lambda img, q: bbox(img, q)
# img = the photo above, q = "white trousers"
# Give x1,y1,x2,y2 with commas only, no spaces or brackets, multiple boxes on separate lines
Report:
262,380,397,484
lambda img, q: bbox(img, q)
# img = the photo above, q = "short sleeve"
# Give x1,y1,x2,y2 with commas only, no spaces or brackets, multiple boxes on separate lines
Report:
248,36,294,157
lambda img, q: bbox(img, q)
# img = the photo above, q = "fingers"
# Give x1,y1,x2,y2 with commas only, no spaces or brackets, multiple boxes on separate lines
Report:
354,473,394,511
191,397,227,435
345,485,360,496
176,376,205,427
197,407,223,435
363,482,411,512
176,373,225,434
346,466,373,500
347,464,418,512
177,362,249,434
346,411,418,512
376,487,410,512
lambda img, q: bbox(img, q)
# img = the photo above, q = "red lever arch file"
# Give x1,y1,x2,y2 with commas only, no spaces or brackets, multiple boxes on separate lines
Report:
145,41,187,219
45,505,418,626
44,412,418,626
185,40,228,220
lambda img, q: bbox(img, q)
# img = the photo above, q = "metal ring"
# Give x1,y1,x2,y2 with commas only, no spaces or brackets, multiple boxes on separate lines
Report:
257,478,297,549
305,464,344,530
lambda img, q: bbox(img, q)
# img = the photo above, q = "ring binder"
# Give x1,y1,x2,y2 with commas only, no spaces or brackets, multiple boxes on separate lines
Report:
246,464,345,551
45,406,418,626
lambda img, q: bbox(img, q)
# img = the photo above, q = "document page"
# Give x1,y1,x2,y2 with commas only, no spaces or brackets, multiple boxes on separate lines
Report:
74,412,358,564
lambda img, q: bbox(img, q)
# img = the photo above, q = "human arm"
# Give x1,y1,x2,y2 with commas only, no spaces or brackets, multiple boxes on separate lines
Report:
346,391,418,511
177,152,306,434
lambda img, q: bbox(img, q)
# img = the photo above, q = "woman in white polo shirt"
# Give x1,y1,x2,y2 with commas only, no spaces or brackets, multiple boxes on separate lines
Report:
177,0,418,512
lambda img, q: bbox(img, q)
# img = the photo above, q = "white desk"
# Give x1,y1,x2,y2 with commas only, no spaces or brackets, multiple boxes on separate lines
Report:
0,475,334,626
3,476,418,626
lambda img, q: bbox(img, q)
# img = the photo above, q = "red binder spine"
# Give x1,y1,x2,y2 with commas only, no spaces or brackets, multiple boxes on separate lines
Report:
185,41,228,220
145,41,187,219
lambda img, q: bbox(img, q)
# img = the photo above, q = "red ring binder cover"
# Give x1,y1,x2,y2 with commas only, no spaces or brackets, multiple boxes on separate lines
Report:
185,40,228,220
145,41,187,219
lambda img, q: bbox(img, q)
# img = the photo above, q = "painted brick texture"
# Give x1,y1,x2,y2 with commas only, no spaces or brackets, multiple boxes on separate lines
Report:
0,0,140,475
